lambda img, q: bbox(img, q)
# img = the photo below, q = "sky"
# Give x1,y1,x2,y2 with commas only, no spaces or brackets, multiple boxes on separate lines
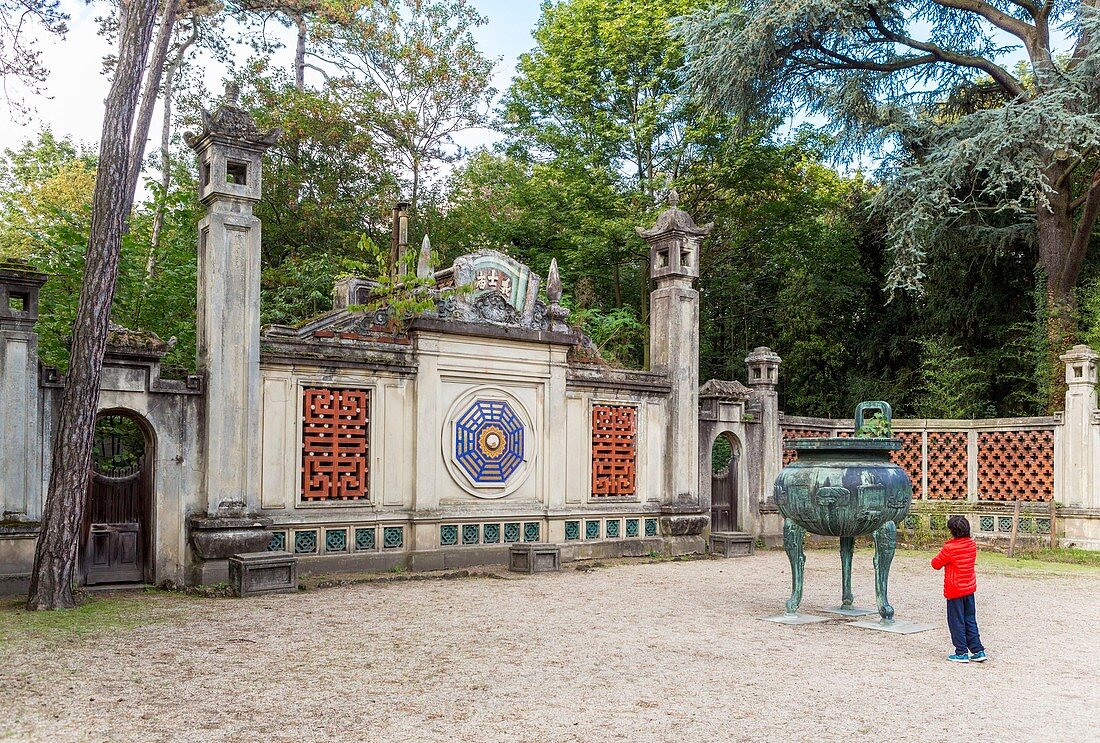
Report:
0,0,543,164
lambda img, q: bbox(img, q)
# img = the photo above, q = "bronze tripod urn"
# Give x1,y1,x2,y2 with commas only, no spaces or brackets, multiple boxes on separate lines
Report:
773,402,913,622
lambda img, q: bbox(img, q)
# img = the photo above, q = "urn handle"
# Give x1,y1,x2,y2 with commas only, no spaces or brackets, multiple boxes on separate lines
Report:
854,400,893,432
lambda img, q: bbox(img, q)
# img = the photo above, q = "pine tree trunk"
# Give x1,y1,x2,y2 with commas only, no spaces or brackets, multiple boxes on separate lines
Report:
26,0,161,611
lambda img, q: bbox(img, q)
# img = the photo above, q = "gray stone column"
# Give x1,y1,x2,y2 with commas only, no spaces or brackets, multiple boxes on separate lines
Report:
1058,345,1098,508
636,192,711,510
745,347,782,509
0,262,47,521
185,85,278,518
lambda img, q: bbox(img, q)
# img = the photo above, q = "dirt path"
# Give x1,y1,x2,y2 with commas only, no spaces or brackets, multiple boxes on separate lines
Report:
1,551,1097,742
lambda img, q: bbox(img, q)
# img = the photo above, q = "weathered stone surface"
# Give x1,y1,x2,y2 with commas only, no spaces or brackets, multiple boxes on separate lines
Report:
710,531,755,557
508,543,561,574
189,511,272,560
229,551,297,597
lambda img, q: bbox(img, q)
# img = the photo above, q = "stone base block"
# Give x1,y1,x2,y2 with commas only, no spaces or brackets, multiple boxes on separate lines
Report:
228,551,298,597
508,543,561,574
710,531,755,557
848,618,936,634
820,606,878,617
760,613,831,625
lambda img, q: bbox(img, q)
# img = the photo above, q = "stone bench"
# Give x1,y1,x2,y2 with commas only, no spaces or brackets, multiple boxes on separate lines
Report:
229,551,298,597
710,532,755,557
508,543,561,574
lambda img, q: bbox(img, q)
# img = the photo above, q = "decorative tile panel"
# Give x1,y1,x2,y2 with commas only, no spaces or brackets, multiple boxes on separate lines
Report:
504,523,520,543
591,405,637,496
325,528,348,552
440,524,458,546
902,514,918,530
523,522,540,542
977,430,1055,501
268,531,286,552
625,518,639,537
565,520,580,541
355,527,375,551
301,388,370,501
294,530,318,554
1017,518,1035,533
929,514,947,531
998,516,1013,532
644,518,657,537
606,519,621,538
585,520,600,540
926,431,968,499
462,524,480,545
1036,517,1050,534
979,516,994,533
383,526,403,549
454,399,525,484
483,524,501,543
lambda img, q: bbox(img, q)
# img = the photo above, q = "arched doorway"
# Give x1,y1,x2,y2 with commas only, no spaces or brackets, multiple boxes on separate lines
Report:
81,412,152,585
710,433,740,532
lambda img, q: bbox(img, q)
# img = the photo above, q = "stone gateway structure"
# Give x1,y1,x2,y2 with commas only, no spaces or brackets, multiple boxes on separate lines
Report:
3,91,1100,593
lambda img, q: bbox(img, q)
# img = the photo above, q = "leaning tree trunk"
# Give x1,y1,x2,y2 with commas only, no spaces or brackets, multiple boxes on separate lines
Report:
27,0,162,611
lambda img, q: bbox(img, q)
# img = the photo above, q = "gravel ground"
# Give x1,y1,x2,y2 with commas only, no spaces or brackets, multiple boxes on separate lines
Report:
1,550,1097,743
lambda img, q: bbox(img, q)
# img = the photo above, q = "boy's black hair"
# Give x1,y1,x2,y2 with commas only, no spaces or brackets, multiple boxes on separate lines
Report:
947,515,971,538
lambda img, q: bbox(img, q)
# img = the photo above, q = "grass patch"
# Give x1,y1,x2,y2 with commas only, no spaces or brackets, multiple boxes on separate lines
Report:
0,594,173,645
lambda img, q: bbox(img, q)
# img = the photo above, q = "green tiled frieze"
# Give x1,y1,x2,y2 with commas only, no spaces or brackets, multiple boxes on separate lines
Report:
564,520,580,541
355,527,376,551
462,524,480,545
606,519,620,538
585,520,600,540
294,530,318,554
644,518,657,537
325,529,347,552
504,523,520,543
383,526,403,549
523,522,540,542
440,524,458,546
625,518,639,537
268,531,286,552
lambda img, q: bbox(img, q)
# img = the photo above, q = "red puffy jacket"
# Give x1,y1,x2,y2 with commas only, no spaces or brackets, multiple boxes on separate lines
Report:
931,537,978,599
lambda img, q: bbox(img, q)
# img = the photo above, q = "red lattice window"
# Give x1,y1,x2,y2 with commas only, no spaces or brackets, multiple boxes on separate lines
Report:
591,405,637,496
301,388,370,501
890,431,923,495
927,431,968,499
978,430,1054,501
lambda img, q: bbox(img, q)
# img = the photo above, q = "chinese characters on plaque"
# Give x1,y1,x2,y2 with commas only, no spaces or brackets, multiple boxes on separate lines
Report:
474,268,513,297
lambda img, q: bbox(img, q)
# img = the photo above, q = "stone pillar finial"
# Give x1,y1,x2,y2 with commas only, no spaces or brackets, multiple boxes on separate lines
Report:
416,235,433,279
1061,344,1099,387
745,346,782,390
635,197,712,285
546,258,570,332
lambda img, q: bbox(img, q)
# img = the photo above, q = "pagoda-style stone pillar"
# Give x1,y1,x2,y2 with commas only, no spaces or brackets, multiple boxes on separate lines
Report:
1058,345,1098,509
744,347,782,522
0,261,47,522
184,86,278,576
637,193,711,539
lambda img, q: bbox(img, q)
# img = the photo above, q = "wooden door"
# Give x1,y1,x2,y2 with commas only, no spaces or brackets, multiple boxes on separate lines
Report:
82,415,149,585
710,435,739,533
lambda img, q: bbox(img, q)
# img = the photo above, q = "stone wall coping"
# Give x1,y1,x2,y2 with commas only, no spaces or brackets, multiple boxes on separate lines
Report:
259,343,417,376
566,366,671,395
38,358,203,395
408,317,578,346
779,414,1061,431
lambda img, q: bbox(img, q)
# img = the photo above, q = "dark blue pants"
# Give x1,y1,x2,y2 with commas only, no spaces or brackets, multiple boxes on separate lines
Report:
946,594,984,655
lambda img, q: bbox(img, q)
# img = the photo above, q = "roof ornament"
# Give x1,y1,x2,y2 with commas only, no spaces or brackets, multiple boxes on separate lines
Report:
546,257,570,332
416,235,433,279
185,81,280,148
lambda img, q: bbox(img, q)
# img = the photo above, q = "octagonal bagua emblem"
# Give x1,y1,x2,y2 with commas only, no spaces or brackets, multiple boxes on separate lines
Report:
454,399,525,483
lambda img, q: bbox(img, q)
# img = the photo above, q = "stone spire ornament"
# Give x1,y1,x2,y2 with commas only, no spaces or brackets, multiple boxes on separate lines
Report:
546,258,570,332
416,235,433,279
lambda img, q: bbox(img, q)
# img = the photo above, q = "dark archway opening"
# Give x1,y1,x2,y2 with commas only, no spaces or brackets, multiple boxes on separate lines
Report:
81,412,153,585
710,433,740,532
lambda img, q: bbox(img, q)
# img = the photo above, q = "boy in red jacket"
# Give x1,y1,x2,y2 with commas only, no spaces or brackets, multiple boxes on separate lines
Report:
931,515,987,663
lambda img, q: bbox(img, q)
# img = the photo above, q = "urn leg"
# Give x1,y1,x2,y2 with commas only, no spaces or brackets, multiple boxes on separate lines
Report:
839,536,855,609
872,520,898,623
783,518,806,615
